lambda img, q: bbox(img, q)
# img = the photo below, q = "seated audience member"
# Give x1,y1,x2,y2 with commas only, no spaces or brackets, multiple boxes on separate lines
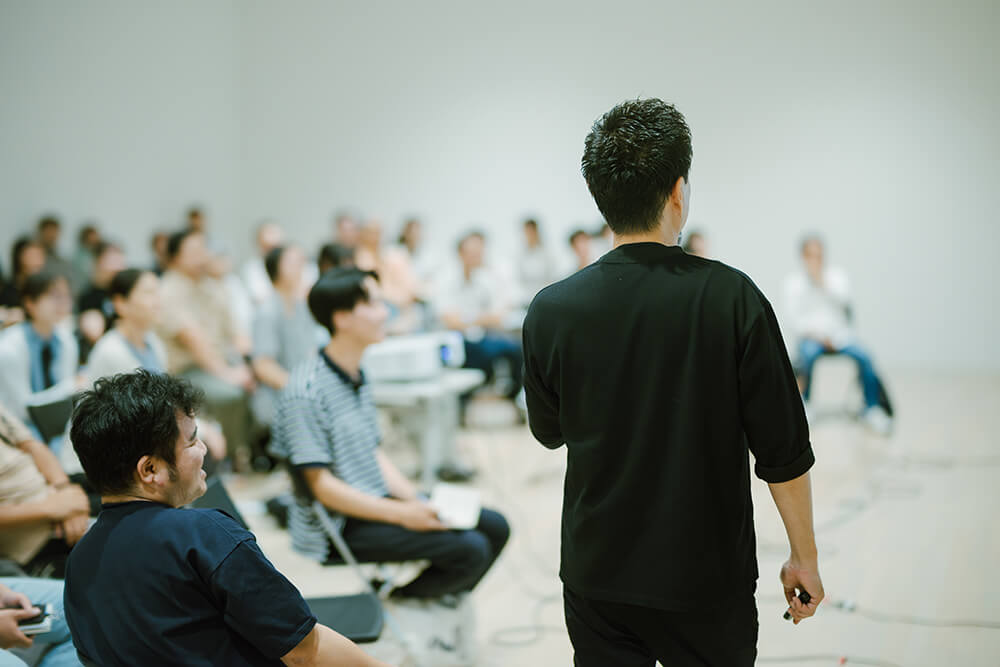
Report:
784,235,893,434
0,271,80,443
205,250,255,342
1,577,80,666
397,217,436,287
435,232,523,406
317,243,355,275
270,269,509,604
333,210,360,250
517,218,557,307
567,228,593,274
76,242,126,361
0,238,47,327
682,228,709,258
156,230,256,466
150,231,169,276
250,246,323,426
85,268,226,463
355,219,424,335
72,223,101,286
241,221,285,307
0,400,90,578
35,218,78,295
64,370,387,667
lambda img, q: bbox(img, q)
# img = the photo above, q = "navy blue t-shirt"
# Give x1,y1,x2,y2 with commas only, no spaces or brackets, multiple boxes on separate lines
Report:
64,501,317,666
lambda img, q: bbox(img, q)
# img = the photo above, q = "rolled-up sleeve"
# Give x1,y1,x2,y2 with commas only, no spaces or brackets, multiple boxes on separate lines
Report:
738,299,815,483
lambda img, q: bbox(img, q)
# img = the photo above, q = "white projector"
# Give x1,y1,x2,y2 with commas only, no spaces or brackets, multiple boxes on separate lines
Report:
362,331,466,382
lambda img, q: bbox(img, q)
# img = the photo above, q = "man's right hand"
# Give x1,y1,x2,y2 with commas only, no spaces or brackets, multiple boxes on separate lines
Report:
43,485,90,521
780,559,824,625
0,607,39,650
395,500,446,532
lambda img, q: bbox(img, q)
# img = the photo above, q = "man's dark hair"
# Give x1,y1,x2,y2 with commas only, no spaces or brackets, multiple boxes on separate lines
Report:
523,218,539,231
317,243,355,274
37,216,61,233
456,230,485,253
165,229,198,261
569,229,589,246
21,269,67,308
11,236,41,279
308,267,378,335
109,268,148,301
70,370,204,495
78,224,99,245
581,98,692,235
264,245,286,284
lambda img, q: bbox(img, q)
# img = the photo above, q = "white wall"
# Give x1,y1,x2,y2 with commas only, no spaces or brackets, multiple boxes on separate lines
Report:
2,0,997,370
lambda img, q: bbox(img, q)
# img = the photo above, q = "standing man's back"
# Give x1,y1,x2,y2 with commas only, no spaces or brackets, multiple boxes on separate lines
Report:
523,99,824,666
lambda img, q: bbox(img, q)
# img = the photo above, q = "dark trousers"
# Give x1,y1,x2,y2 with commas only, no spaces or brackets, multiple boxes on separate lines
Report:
342,508,509,598
463,336,523,399
564,586,758,667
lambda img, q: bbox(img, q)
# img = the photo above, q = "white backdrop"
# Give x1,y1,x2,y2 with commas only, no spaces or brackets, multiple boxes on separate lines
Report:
1,0,997,370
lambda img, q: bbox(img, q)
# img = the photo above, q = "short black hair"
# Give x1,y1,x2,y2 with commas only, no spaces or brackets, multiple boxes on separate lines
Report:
70,370,204,495
21,269,67,308
308,267,378,335
11,236,41,278
264,245,286,284
37,216,61,232
581,98,692,235
317,243,355,274
569,229,589,246
109,268,148,301
165,229,198,261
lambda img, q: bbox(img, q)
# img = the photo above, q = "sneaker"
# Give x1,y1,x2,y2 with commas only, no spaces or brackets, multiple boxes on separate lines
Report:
862,405,892,436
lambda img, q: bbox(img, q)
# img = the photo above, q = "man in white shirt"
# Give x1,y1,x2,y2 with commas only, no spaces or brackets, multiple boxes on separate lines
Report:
783,236,891,434
517,219,557,307
435,232,523,410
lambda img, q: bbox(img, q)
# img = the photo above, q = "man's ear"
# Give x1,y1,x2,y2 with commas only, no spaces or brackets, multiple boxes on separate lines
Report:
670,176,686,205
135,455,158,486
331,310,349,333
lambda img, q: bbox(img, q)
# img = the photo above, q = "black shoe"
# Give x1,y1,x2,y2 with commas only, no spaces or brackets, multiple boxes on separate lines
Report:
436,463,477,483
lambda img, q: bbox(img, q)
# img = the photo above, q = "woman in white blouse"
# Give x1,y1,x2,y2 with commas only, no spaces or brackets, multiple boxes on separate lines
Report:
87,268,226,460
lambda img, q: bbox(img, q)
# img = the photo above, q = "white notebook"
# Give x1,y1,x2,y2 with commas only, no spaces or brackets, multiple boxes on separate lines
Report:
429,483,482,530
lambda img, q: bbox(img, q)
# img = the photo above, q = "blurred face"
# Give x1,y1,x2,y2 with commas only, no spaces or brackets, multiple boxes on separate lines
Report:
172,233,209,277
572,234,591,259
188,212,205,233
19,244,46,277
116,272,161,329
334,277,389,346
83,229,100,248
96,247,126,279
163,413,208,507
336,218,359,246
360,220,382,248
403,221,422,248
524,224,539,246
39,224,60,248
277,246,306,289
459,236,485,269
802,240,824,277
687,235,708,258
257,224,284,255
24,277,72,327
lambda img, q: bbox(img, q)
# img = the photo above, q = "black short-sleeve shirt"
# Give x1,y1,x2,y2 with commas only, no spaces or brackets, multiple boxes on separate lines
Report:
522,242,814,612
64,501,317,666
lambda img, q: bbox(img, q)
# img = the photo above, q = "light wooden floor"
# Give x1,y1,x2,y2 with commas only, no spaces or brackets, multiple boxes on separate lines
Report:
230,367,1000,666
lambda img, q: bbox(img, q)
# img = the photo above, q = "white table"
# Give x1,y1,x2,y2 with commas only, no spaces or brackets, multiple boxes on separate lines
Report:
369,368,485,487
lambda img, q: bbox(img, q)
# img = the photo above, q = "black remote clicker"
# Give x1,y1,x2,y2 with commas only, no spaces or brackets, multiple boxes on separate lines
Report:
783,591,811,620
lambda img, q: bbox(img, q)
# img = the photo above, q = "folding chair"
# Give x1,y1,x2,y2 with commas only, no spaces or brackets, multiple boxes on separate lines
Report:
26,396,74,443
191,476,384,644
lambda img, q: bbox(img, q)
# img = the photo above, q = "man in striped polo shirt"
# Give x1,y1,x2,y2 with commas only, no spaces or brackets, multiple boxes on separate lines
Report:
270,267,509,602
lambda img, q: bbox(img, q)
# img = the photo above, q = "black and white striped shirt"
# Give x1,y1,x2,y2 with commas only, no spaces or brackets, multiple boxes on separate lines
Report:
270,350,388,561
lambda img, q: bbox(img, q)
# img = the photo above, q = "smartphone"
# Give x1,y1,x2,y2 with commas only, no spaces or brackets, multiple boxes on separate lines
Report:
17,604,53,635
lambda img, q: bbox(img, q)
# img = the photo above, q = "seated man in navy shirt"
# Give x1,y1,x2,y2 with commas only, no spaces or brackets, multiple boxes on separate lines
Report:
63,370,386,667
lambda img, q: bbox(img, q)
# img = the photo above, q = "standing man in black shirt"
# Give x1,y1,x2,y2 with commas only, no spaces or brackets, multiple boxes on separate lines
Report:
522,99,824,666
64,370,386,667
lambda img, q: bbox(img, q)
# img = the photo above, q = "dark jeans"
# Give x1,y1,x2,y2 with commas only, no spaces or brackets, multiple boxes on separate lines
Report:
563,586,758,667
798,339,881,408
342,508,509,598
463,336,523,400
